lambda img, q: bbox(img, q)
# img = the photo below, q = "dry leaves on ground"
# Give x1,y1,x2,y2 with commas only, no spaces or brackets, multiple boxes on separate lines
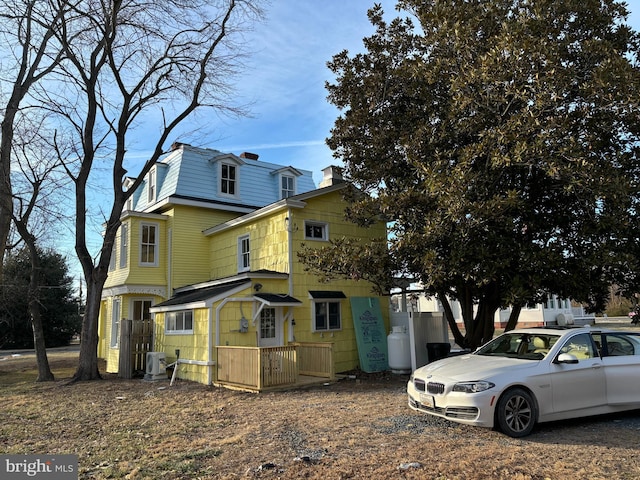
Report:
1,350,640,479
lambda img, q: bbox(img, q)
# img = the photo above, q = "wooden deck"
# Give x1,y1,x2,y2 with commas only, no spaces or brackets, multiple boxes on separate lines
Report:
215,342,335,393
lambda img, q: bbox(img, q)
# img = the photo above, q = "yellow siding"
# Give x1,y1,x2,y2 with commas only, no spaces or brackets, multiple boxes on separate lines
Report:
209,211,290,279
286,191,389,373
168,205,237,288
154,308,211,384
104,219,131,289
101,185,390,382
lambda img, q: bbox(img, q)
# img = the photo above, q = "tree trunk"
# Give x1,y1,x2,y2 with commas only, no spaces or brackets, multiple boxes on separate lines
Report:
438,291,466,348
29,249,54,382
72,281,104,381
31,303,54,382
504,304,522,332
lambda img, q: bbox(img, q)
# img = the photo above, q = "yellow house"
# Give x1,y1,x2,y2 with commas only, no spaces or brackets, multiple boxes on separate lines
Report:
98,144,389,390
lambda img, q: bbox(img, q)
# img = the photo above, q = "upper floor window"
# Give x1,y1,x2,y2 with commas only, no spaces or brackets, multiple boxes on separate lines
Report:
119,223,128,268
238,234,250,272
281,175,295,198
166,310,193,334
304,221,328,241
140,223,158,266
221,163,237,196
147,168,156,203
108,243,117,271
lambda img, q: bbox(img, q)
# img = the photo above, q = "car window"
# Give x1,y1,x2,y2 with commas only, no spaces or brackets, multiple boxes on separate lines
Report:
604,333,638,356
559,333,595,360
476,333,559,360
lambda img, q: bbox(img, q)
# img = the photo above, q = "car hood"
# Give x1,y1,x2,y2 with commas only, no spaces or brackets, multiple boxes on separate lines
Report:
413,354,541,382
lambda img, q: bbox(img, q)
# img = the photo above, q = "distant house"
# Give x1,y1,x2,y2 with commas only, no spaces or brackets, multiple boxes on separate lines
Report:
97,144,389,390
393,288,595,327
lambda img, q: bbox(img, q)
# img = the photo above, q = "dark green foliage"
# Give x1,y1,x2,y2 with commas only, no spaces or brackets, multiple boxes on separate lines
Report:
0,248,81,349
317,0,640,348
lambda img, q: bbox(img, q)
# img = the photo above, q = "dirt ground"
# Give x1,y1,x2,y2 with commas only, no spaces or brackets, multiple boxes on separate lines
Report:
1,350,640,480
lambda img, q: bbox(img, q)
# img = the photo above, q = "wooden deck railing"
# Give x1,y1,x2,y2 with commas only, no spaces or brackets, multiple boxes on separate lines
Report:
291,342,334,379
215,342,334,392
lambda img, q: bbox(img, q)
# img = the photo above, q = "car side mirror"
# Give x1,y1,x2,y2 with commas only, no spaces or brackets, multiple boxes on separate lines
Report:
555,353,579,364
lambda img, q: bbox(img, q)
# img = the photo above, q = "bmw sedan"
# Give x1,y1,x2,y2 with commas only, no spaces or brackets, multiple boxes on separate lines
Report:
407,326,640,437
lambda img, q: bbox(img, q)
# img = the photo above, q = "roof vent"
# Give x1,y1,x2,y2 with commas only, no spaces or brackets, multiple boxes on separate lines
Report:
240,152,259,160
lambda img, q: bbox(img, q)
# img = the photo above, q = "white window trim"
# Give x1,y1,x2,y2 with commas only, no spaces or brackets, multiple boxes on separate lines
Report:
139,222,159,267
108,243,117,271
119,223,128,268
110,298,121,348
219,162,239,198
165,310,194,335
280,174,296,198
147,167,156,203
304,220,329,241
312,300,343,332
238,234,250,272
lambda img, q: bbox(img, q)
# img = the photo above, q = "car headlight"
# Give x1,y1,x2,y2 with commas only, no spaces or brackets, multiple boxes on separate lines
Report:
452,381,495,393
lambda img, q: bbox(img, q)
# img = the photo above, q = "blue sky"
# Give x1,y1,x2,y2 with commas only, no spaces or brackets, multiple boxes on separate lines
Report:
124,1,399,186
74,1,640,274
153,0,640,186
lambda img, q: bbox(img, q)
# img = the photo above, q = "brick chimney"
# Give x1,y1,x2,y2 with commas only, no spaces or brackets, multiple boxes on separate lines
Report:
240,152,259,160
319,165,344,188
170,142,190,151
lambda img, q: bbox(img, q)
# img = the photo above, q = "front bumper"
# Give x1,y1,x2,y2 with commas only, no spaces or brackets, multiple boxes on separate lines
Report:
407,378,496,428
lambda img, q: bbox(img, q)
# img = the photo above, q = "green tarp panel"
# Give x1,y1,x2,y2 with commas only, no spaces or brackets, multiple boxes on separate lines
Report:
350,297,388,373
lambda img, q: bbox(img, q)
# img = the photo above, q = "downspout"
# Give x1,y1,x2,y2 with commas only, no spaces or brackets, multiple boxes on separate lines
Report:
207,307,213,385
287,208,294,296
287,208,295,342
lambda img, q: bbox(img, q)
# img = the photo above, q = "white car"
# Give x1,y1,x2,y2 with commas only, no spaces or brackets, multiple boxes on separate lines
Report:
407,326,640,437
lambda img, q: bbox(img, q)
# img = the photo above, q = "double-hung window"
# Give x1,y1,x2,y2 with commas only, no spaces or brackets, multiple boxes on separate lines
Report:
281,175,295,198
221,163,237,196
110,298,121,347
309,291,346,332
147,168,156,203
108,243,116,271
238,234,250,272
119,223,128,268
140,223,158,266
166,310,193,334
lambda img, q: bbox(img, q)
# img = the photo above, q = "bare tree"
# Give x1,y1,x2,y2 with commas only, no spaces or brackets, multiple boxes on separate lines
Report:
38,0,264,381
0,0,69,277
9,116,74,381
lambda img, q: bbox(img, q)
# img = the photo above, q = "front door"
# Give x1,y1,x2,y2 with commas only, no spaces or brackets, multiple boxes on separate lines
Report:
258,307,281,347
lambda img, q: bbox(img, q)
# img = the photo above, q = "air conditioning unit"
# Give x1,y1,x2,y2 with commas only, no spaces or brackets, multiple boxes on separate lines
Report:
145,352,166,380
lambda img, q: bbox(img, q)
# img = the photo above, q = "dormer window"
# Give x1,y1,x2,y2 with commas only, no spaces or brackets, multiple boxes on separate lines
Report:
211,153,244,198
281,175,295,198
221,163,236,196
147,168,156,203
272,166,301,199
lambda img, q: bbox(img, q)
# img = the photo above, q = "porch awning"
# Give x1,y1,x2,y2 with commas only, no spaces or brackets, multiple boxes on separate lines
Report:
253,293,302,307
151,279,250,311
308,290,346,299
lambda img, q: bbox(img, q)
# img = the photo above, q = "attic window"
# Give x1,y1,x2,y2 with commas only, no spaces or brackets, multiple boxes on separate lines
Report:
220,162,238,197
281,174,295,198
147,168,156,203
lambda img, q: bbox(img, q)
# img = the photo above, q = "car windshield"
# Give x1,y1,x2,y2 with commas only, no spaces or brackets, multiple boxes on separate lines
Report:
475,333,560,360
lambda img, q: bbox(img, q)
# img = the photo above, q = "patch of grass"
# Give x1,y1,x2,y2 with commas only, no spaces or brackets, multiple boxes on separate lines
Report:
2,349,640,479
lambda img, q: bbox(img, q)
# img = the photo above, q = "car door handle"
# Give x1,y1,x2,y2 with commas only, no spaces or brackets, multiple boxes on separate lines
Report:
591,363,602,369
